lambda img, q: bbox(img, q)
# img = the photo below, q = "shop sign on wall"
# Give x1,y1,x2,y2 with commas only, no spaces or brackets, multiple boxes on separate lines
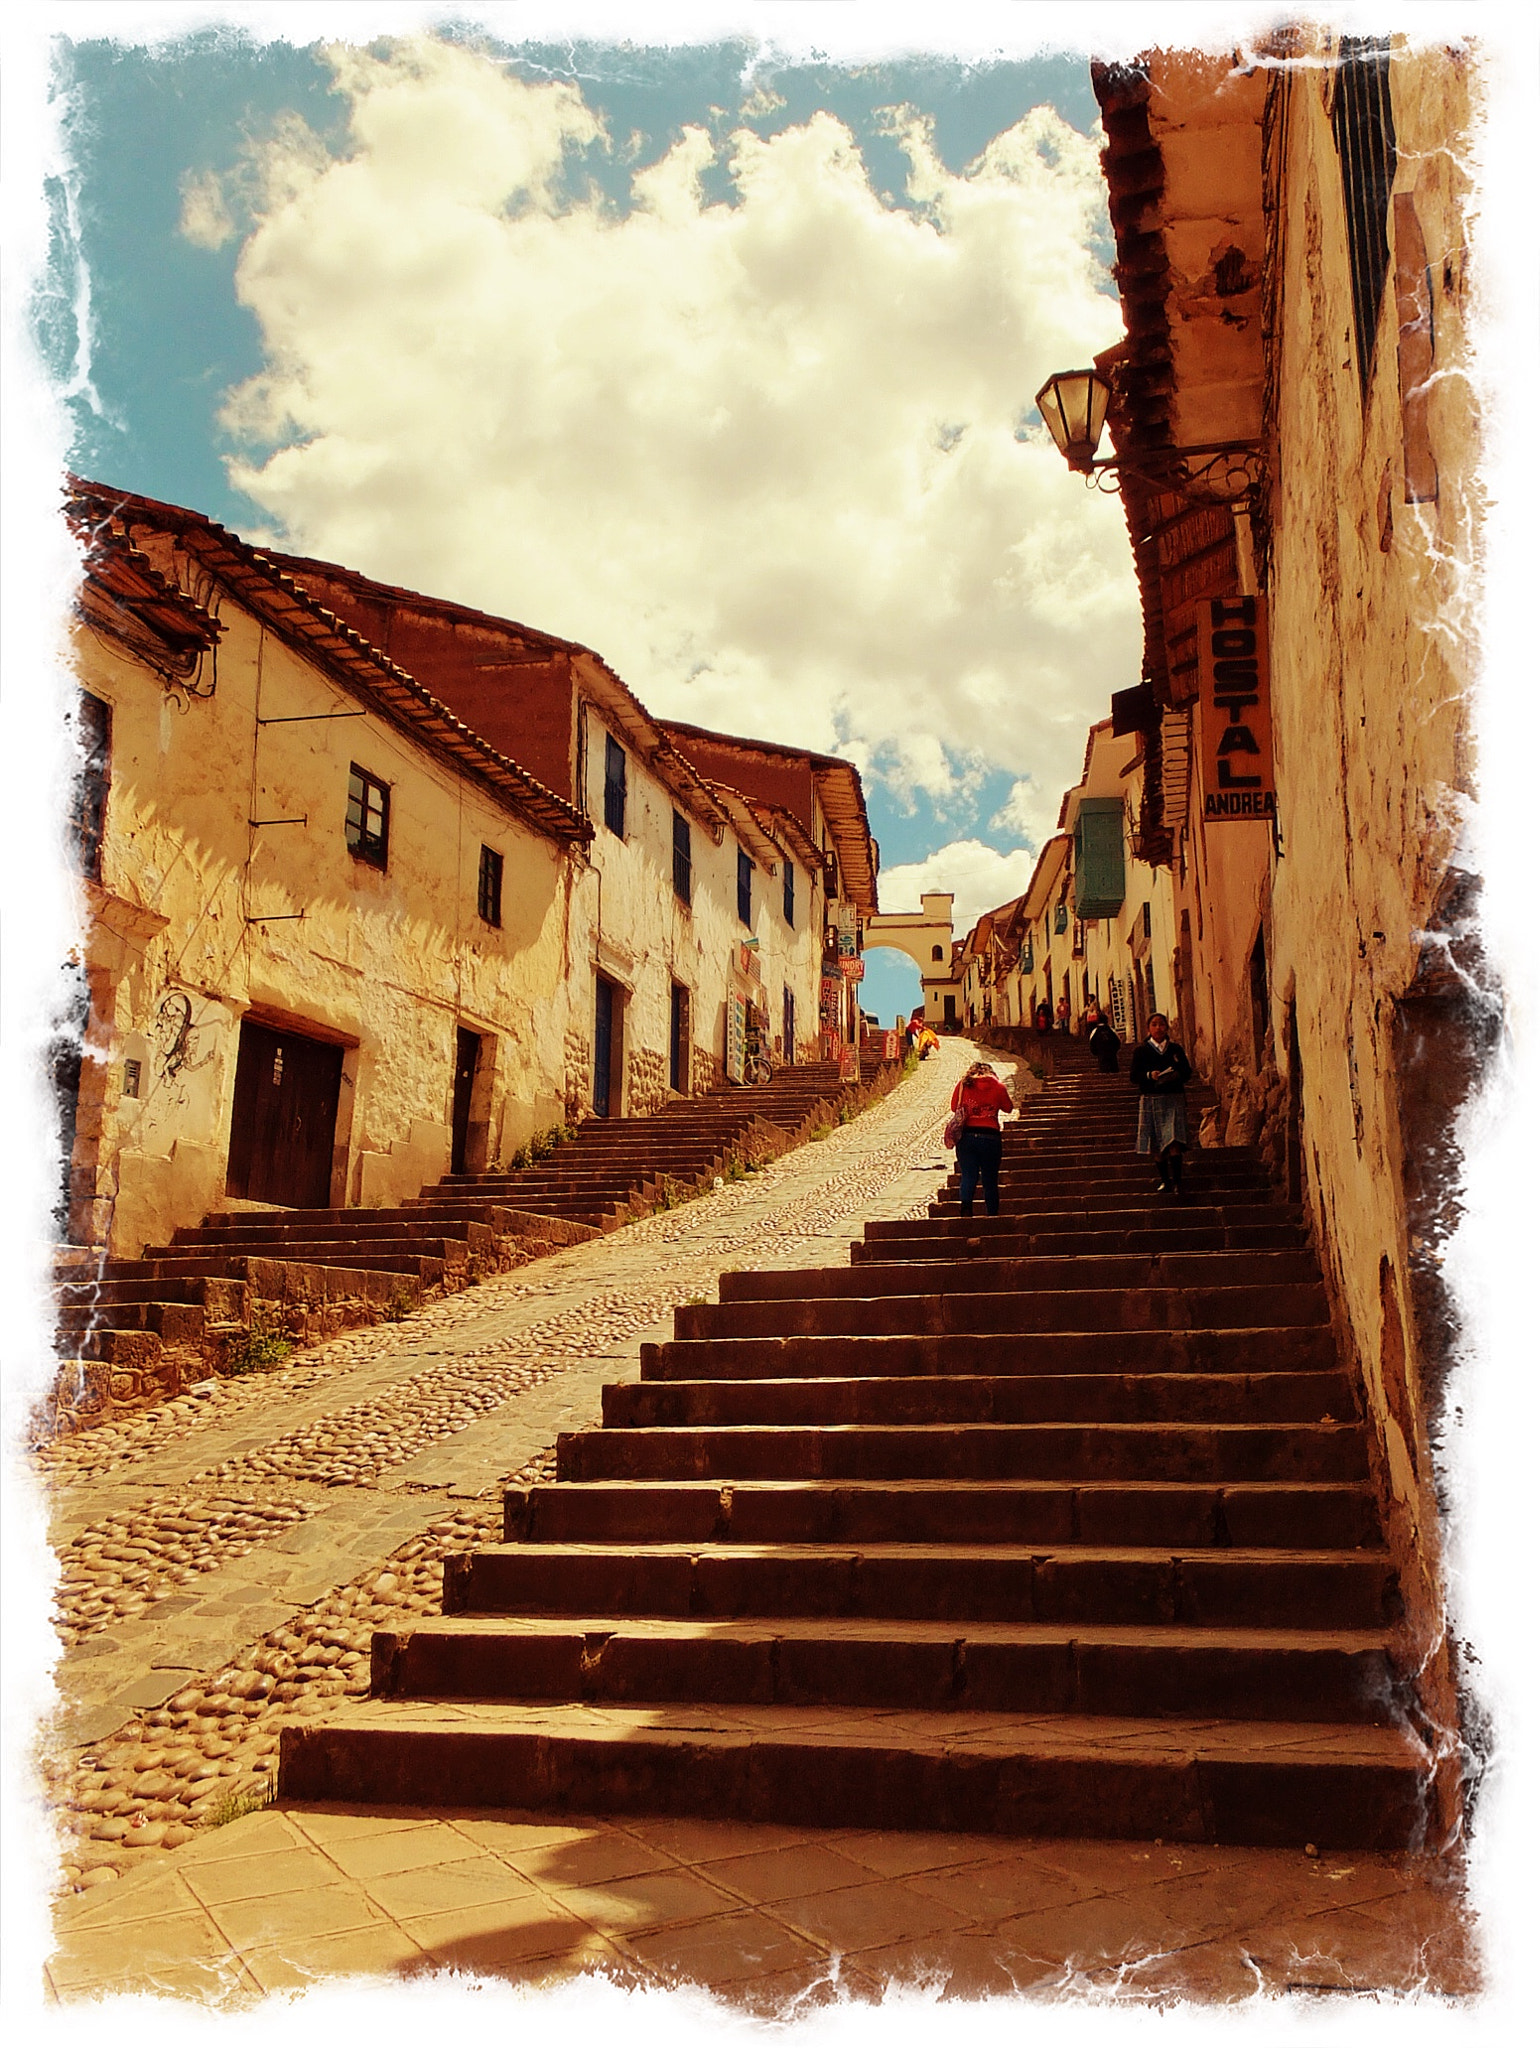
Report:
726,993,746,1083
819,975,842,1028
839,956,865,982
1198,593,1276,821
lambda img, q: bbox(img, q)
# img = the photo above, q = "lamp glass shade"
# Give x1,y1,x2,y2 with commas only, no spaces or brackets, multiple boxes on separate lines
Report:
1034,369,1111,471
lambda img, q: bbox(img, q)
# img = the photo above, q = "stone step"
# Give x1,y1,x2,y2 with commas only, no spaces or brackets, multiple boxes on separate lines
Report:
68,1326,165,1368
557,1420,1369,1484
444,1540,1399,1631
171,1218,493,1249
501,1478,1383,1550
371,1613,1401,1724
642,1325,1340,1381
115,1247,446,1282
725,1251,1322,1299
602,1371,1356,1430
57,1273,248,1314
852,1224,1309,1262
673,1282,1330,1341
277,1700,1430,1851
55,1298,204,1342
869,1206,1305,1240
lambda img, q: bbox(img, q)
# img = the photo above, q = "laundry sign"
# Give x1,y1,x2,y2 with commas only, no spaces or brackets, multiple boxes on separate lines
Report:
1198,593,1276,822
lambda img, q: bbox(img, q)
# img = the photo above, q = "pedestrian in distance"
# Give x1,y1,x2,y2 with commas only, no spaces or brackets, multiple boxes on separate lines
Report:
1055,995,1071,1034
948,1059,1015,1217
1034,1000,1053,1034
1131,1012,1192,1194
1087,1011,1122,1074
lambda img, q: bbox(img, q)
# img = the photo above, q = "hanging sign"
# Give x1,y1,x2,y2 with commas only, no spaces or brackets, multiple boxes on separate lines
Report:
839,956,865,982
726,993,746,1083
835,902,858,934
819,975,842,1028
1198,593,1276,821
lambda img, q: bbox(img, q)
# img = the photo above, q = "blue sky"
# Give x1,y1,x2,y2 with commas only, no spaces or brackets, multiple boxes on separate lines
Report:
41,23,1138,1023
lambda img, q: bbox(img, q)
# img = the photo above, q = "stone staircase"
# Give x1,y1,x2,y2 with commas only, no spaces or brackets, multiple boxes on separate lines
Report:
51,1055,896,1409
279,1040,1432,1850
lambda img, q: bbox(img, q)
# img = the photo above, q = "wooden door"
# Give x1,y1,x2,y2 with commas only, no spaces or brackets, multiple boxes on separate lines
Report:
594,977,615,1117
451,1028,480,1175
227,1021,343,1208
669,983,689,1095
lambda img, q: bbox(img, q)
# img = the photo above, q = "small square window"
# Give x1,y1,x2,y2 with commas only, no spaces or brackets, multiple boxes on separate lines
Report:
479,844,504,926
346,764,390,868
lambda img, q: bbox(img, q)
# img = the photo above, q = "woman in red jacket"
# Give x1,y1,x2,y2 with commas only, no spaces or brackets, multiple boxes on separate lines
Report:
949,1060,1015,1217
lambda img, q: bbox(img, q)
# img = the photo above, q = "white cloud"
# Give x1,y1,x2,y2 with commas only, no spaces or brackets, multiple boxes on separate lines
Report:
178,167,234,250
879,838,1040,931
218,37,1140,849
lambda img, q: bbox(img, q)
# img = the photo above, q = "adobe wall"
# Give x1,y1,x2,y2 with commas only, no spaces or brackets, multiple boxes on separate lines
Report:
75,591,576,1257
1261,41,1483,1750
568,707,827,1122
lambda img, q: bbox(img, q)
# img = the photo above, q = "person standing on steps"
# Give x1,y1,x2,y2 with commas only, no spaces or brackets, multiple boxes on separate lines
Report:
1055,995,1072,1033
950,1059,1015,1218
1087,1010,1121,1074
1131,1013,1192,1194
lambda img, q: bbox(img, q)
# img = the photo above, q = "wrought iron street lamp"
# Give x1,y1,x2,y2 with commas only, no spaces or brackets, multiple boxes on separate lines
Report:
1034,366,1262,507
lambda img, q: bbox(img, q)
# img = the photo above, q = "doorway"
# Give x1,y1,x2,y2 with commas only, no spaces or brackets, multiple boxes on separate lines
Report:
226,1019,344,1208
594,975,623,1117
451,1028,481,1176
669,982,690,1095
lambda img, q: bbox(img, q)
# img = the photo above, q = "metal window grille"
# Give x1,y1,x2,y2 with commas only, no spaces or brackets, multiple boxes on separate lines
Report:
1332,36,1398,397
346,764,390,868
603,734,627,838
1108,976,1129,1034
478,844,503,926
672,810,692,904
737,848,752,925
783,858,795,927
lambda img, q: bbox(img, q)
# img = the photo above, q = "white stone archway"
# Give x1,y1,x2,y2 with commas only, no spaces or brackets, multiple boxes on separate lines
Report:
864,892,959,1028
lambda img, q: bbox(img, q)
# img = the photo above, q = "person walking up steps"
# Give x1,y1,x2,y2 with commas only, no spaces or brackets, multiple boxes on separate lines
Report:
950,1059,1015,1217
1131,1013,1192,1195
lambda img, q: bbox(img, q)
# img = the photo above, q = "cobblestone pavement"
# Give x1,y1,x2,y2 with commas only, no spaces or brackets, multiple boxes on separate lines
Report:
31,1043,971,1896
24,1038,1479,2012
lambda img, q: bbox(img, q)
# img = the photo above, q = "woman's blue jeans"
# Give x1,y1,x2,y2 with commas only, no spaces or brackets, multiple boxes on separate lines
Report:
956,1127,1002,1216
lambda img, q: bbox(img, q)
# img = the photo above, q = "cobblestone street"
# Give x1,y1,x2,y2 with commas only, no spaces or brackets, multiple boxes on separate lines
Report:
27,1037,1477,2013
35,1045,969,1896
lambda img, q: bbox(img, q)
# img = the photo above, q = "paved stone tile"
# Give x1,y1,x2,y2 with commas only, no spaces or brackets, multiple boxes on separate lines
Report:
697,1840,879,1906
991,1887,1190,1964
392,1893,607,1977
548,1868,746,1935
360,1854,542,1922
241,1921,429,1993
202,1880,393,1950
488,1831,679,1892
182,1844,342,1907
834,1828,1005,1879
620,1905,833,1988
48,1908,253,2002
904,1851,1111,1923
287,1807,445,1847
322,1823,505,1883
771,1875,975,1954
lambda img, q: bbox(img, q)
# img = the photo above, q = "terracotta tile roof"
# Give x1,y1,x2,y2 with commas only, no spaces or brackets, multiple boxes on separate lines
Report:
67,478,592,848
